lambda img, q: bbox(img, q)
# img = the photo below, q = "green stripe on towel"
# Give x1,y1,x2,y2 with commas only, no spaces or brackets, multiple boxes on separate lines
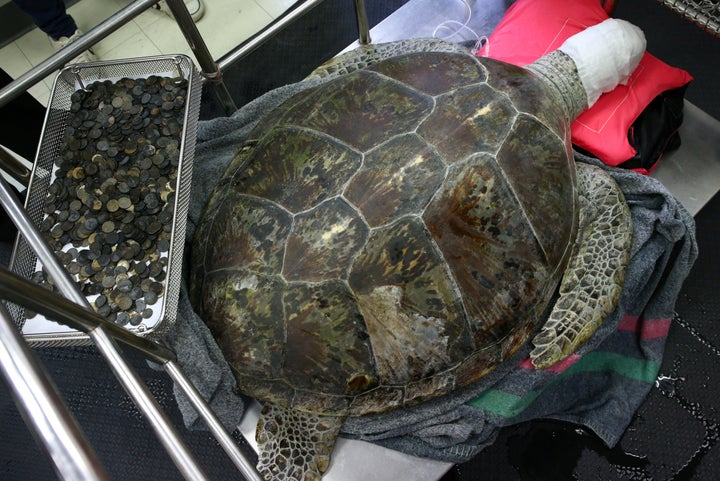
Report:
467,352,661,417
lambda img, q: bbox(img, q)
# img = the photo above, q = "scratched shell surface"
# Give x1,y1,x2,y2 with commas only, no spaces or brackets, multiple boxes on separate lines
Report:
190,51,577,416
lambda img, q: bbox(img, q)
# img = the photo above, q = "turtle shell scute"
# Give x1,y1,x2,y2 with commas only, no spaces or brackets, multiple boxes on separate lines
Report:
191,47,578,416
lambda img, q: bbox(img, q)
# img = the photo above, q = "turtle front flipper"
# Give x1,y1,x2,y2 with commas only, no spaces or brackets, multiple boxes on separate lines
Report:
530,163,633,368
256,403,344,481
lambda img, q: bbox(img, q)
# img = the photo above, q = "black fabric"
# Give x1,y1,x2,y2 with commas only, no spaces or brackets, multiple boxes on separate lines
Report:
619,85,688,172
561,87,688,175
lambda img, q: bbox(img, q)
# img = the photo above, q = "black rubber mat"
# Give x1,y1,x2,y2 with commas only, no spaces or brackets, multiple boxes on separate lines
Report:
0,346,254,481
441,191,720,481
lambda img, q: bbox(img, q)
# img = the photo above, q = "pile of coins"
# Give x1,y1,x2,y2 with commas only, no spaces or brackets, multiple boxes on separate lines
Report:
31,74,188,328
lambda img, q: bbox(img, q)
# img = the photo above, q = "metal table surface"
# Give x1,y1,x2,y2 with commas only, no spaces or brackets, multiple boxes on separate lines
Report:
236,1,720,479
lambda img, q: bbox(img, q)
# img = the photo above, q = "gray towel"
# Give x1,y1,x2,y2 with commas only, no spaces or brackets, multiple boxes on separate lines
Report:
162,62,697,464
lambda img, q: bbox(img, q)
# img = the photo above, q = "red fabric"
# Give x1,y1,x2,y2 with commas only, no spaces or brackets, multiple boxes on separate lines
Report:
478,0,693,167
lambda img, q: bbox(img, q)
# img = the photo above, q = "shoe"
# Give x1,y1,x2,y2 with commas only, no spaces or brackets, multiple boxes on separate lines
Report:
155,0,205,22
50,29,97,64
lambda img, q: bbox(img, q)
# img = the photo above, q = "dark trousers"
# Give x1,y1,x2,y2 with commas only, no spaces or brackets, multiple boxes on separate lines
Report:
11,0,77,40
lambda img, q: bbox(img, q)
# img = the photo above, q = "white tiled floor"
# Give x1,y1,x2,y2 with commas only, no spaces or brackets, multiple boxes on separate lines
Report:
0,0,298,106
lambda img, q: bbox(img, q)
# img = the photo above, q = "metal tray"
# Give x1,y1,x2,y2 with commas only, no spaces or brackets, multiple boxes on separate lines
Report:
9,55,201,346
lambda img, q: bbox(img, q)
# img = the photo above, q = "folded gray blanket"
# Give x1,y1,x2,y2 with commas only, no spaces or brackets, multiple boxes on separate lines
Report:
162,59,697,464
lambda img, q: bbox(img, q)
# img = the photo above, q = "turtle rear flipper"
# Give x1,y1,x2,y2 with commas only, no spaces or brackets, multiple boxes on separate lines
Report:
530,163,633,368
256,403,344,481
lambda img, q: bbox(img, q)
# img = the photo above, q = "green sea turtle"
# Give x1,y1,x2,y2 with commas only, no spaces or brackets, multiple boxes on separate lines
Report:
190,19,644,481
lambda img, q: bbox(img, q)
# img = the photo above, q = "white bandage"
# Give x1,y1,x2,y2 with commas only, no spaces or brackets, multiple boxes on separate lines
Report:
559,18,646,107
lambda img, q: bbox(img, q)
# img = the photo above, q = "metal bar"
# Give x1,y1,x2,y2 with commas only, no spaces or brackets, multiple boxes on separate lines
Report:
0,263,266,480
0,0,237,114
92,328,210,481
164,362,265,481
217,0,373,74
0,266,176,365
0,145,31,187
353,0,372,44
0,303,111,481
0,0,158,110
164,0,237,114
1,0,371,124
0,175,210,481
0,264,263,480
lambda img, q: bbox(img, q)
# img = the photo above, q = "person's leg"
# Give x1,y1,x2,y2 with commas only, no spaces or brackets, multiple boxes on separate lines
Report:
11,0,77,40
12,0,96,63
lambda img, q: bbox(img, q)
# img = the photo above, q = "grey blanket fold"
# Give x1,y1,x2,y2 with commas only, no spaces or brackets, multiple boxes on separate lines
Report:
163,68,697,463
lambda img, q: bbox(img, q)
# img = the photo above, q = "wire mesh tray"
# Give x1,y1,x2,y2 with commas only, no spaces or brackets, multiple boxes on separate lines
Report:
9,55,201,346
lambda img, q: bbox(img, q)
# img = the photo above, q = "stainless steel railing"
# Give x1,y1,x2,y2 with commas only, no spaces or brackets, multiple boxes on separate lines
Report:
216,0,371,71
0,0,372,115
0,173,262,481
0,301,111,481
0,0,238,113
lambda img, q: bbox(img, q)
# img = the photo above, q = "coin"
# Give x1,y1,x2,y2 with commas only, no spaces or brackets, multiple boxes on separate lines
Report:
106,199,120,212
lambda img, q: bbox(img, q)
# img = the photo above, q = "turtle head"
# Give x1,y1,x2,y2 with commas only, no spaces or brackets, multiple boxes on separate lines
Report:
527,19,646,121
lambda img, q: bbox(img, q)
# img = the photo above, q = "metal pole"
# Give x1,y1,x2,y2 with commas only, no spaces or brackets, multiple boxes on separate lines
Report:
0,303,111,481
0,176,211,481
93,329,210,481
0,266,263,481
0,0,158,110
0,145,31,187
217,0,372,72
0,0,238,114
353,0,372,45
164,0,237,114
165,362,265,481
0,266,177,365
